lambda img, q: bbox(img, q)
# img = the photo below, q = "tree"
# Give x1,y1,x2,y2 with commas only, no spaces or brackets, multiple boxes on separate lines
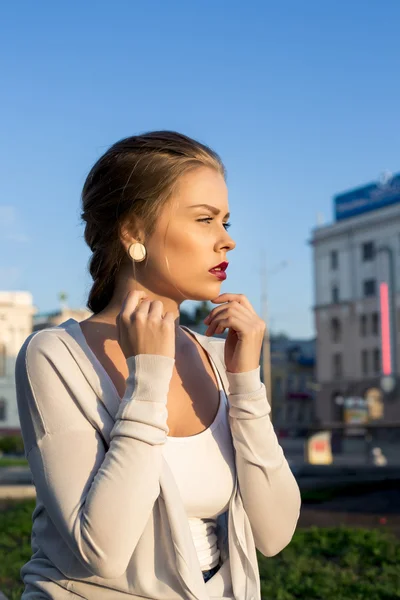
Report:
179,308,196,326
194,301,212,325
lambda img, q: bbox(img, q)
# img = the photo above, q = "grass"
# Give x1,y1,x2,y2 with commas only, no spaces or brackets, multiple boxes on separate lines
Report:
1,498,400,599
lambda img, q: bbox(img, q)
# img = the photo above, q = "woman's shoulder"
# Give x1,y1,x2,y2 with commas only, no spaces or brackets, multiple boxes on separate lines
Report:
16,322,75,374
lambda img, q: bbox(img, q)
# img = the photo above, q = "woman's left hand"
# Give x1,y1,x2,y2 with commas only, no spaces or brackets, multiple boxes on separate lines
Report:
203,293,266,373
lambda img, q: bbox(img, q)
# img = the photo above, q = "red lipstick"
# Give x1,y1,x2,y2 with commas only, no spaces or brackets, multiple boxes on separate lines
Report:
209,261,229,281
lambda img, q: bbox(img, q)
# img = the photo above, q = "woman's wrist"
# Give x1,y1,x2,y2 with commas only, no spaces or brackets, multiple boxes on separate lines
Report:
226,366,262,395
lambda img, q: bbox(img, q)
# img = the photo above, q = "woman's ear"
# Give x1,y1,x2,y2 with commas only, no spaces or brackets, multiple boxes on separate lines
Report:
119,217,146,254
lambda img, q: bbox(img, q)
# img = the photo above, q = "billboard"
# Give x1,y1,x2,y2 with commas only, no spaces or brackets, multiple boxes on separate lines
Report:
305,431,332,465
334,172,400,221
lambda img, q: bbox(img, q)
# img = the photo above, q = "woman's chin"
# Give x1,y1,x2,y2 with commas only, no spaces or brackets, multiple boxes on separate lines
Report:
188,286,224,302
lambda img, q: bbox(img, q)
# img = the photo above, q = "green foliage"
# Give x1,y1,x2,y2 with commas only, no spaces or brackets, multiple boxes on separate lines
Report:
0,458,28,468
179,307,196,326
194,300,212,325
0,499,35,598
258,527,400,600
1,500,400,599
0,435,25,456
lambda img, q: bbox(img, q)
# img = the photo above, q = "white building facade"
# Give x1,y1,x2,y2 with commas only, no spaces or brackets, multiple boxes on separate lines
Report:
0,291,92,436
0,291,36,434
311,174,400,423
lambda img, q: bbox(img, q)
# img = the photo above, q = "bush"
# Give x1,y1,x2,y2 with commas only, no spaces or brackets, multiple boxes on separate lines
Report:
1,500,400,599
0,435,25,456
0,457,28,468
0,499,35,598
258,527,400,599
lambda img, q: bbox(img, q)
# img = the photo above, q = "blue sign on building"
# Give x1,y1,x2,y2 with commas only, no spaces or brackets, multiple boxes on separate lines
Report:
334,172,400,221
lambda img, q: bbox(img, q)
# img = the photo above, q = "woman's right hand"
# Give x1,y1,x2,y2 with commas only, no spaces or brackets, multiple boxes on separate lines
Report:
117,290,176,359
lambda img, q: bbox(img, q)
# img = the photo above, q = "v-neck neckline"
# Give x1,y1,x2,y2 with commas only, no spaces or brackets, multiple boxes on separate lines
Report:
59,319,227,407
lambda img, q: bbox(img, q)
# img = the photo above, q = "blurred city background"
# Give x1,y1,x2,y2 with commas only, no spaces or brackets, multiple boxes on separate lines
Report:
1,2,400,599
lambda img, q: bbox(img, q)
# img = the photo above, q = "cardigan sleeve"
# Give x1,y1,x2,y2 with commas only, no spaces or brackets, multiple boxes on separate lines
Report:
15,330,174,579
226,366,301,557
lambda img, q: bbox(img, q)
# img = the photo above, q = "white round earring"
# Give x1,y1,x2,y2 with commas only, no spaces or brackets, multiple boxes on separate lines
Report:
128,242,147,262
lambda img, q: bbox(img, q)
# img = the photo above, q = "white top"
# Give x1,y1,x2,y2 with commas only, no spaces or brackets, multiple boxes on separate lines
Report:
162,356,236,570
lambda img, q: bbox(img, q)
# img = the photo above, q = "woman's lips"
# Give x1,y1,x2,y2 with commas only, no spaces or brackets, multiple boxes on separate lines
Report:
209,268,227,281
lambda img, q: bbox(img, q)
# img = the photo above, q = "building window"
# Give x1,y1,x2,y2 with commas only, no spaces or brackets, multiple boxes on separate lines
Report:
0,398,6,421
0,343,5,377
360,315,367,337
330,250,338,270
333,353,342,379
287,405,295,421
363,279,376,297
299,374,307,391
274,376,283,396
373,348,381,374
362,241,375,261
372,312,379,336
332,285,339,304
361,349,369,376
331,317,341,342
287,373,297,391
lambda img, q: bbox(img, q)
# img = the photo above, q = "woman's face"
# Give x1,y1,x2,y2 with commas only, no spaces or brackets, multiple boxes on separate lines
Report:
143,166,236,302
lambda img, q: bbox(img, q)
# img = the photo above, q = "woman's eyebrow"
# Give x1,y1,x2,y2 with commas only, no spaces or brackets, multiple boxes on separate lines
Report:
188,203,230,219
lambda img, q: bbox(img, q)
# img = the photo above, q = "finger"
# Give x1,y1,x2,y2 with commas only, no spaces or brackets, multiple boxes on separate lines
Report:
135,299,151,316
162,311,176,323
212,293,255,313
205,313,249,337
120,290,149,318
205,304,242,324
206,312,250,335
214,322,228,335
211,293,256,314
204,300,251,324
148,300,164,318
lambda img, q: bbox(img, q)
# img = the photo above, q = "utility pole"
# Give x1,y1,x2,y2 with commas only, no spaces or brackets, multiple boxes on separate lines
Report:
260,250,272,415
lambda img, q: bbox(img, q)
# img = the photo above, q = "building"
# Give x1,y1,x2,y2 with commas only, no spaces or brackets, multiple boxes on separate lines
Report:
0,294,93,436
267,335,317,434
0,291,36,435
33,307,92,332
311,172,400,423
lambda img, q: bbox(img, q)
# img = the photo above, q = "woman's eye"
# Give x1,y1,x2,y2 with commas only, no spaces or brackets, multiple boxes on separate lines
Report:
197,218,231,230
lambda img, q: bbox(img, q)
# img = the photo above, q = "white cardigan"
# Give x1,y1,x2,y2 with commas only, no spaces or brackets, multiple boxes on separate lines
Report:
15,318,301,600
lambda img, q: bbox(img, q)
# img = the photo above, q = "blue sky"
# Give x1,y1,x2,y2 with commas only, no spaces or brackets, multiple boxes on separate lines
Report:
1,1,400,337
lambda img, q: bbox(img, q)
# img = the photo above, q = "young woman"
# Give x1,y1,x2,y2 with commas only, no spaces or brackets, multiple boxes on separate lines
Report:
15,131,301,599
